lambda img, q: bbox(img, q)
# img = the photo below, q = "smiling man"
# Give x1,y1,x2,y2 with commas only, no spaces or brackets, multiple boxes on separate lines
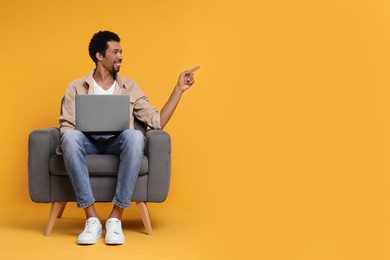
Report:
59,31,199,245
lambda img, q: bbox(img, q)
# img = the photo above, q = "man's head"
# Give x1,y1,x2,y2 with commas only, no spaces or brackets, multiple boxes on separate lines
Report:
88,31,122,74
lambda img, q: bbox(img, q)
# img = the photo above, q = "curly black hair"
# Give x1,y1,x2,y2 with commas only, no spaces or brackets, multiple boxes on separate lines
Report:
88,31,121,64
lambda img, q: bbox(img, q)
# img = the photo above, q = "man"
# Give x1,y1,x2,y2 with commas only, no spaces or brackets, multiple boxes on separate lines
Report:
59,30,199,245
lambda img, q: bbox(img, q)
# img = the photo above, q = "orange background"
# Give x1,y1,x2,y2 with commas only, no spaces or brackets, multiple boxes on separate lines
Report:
1,0,390,259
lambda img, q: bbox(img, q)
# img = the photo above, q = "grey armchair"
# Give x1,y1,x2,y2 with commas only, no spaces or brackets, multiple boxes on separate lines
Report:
28,120,171,236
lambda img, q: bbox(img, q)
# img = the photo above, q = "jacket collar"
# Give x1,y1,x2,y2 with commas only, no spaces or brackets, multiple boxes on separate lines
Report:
83,69,128,90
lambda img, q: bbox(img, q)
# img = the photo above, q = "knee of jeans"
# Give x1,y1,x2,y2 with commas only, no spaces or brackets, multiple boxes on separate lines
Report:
122,129,145,148
61,130,85,147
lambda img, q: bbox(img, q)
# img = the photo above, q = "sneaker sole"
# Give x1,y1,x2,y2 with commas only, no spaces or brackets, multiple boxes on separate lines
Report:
105,239,125,245
77,232,102,245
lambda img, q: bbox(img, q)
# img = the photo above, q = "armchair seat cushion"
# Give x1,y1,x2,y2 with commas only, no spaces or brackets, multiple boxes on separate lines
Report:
49,155,149,177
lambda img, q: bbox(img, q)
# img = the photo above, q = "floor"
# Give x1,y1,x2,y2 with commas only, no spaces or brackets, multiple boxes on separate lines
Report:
0,202,220,260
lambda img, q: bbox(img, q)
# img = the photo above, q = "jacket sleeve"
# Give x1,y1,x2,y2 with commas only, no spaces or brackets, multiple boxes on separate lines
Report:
132,82,161,130
59,84,77,136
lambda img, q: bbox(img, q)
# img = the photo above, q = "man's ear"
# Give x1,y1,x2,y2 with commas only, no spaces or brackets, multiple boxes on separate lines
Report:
95,52,103,61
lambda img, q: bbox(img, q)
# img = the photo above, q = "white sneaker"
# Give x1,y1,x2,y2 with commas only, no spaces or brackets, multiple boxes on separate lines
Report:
77,217,102,245
105,218,125,245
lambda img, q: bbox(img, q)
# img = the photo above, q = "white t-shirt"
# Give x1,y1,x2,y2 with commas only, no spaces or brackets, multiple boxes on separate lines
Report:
91,78,117,139
93,78,116,95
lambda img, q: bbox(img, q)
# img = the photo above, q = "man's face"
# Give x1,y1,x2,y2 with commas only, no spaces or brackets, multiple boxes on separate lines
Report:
100,41,123,74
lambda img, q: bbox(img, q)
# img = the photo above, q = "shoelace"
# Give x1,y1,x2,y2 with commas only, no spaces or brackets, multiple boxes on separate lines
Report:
108,220,121,234
84,220,98,233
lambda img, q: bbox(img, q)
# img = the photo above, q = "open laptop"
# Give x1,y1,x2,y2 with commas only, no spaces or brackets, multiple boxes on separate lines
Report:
76,94,130,135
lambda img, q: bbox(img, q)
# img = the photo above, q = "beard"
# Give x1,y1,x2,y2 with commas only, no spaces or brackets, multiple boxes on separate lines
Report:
112,65,120,78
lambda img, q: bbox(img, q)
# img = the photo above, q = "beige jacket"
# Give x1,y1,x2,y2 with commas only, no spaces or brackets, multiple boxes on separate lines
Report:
59,70,161,136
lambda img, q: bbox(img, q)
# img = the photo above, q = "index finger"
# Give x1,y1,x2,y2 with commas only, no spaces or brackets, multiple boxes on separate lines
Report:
189,66,200,73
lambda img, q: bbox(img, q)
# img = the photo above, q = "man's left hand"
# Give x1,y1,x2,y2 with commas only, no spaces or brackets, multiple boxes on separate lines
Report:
176,66,200,92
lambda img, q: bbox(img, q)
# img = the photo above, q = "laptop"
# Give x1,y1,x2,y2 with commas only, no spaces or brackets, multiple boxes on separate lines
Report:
76,94,130,135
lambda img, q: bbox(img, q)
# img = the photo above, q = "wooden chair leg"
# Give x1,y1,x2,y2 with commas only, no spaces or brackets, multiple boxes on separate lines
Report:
57,202,67,218
136,202,152,235
44,202,66,236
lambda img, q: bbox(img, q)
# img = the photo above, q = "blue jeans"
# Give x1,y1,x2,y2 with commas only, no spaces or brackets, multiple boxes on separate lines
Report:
61,129,145,208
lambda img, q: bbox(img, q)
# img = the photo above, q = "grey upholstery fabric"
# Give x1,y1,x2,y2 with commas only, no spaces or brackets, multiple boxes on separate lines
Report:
28,127,171,204
145,130,172,202
28,128,59,202
49,155,149,176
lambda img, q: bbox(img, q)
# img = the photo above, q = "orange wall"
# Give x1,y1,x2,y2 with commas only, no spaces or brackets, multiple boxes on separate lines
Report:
2,0,390,258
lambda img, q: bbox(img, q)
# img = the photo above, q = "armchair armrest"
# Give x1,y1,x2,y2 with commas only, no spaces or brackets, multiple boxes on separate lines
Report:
144,130,171,202
28,128,60,202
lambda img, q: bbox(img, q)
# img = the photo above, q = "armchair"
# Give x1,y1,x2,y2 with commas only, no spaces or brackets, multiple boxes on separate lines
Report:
28,120,171,236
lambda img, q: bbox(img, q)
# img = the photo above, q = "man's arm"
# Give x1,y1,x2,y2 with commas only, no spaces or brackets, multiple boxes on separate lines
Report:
59,84,77,136
160,66,200,129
